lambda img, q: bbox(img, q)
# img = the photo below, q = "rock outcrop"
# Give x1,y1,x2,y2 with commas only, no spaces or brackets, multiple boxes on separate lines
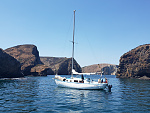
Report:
102,65,118,75
58,58,82,75
0,48,23,78
30,64,54,76
116,44,150,78
40,57,82,75
82,64,118,75
40,57,67,74
5,44,47,76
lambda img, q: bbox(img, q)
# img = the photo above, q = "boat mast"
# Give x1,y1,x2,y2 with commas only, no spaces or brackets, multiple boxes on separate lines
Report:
72,10,76,77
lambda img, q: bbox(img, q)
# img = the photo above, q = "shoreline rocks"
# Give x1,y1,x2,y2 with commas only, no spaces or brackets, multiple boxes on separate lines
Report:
0,48,23,78
40,57,82,75
3,43,150,79
138,76,150,80
4,44,50,76
30,64,54,76
116,44,150,79
0,44,82,77
82,64,118,75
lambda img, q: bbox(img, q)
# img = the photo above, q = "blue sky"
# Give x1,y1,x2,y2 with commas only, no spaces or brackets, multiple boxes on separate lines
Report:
0,0,150,67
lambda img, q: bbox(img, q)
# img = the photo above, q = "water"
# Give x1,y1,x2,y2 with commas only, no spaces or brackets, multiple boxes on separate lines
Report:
0,75,149,113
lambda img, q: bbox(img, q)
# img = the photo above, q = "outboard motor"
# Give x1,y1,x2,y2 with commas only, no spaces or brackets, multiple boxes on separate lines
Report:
108,85,112,92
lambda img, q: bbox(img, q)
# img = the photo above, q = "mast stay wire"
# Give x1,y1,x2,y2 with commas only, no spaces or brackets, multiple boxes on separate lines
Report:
85,35,104,77
60,14,73,57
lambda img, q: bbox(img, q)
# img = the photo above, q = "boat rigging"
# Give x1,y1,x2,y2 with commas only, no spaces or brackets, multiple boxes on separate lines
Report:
54,10,109,90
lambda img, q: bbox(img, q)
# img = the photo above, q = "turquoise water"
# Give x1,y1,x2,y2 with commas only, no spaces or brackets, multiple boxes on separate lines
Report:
0,75,149,112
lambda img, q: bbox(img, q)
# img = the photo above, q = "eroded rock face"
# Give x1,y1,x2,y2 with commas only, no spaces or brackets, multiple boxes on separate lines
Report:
0,48,23,78
30,64,54,76
40,57,82,75
5,44,43,75
40,57,67,74
102,65,118,75
82,64,118,75
57,58,82,75
116,44,150,78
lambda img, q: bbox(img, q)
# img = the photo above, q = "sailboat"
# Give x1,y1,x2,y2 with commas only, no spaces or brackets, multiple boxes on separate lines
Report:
54,10,108,90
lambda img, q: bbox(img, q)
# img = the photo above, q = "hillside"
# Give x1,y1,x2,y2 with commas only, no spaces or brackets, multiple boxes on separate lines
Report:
4,44,51,76
82,63,118,75
40,57,82,75
0,48,23,78
116,44,150,79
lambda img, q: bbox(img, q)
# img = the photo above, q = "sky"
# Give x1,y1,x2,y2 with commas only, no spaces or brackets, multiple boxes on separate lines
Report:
0,0,150,67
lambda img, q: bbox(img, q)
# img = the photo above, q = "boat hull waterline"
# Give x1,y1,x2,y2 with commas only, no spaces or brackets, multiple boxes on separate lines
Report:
55,79,108,90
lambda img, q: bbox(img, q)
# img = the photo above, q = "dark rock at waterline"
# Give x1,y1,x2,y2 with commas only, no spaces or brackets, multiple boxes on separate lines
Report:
58,58,82,75
102,65,118,75
0,48,23,78
5,44,44,76
116,44,150,79
30,64,54,76
40,57,67,74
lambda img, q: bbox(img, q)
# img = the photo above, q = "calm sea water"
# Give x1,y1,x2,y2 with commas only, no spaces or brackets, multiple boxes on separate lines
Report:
0,75,149,113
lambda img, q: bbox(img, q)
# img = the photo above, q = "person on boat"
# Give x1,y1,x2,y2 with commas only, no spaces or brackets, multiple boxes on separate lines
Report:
105,78,108,83
81,74,84,83
101,79,103,83
63,77,66,81
98,79,101,83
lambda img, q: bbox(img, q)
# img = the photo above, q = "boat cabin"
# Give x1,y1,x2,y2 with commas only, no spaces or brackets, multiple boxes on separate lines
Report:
66,78,83,83
65,77,92,84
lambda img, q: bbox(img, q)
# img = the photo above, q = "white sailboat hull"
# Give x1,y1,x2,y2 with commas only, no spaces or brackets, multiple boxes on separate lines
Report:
53,11,110,90
55,79,108,90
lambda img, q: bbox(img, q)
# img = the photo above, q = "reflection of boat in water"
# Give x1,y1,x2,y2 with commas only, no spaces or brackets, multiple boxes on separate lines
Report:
54,10,108,90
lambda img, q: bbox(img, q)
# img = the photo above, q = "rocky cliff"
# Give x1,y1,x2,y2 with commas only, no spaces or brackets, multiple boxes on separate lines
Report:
58,58,82,75
5,44,49,76
40,57,82,75
82,64,118,75
30,64,54,76
102,65,118,75
116,44,150,78
0,48,23,78
40,57,67,74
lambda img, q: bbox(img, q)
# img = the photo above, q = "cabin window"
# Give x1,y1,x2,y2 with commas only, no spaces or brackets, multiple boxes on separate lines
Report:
79,80,82,83
70,80,72,82
74,80,78,82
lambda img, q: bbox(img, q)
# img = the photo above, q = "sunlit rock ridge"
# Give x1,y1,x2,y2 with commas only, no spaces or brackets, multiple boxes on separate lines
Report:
82,64,118,75
116,44,150,79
